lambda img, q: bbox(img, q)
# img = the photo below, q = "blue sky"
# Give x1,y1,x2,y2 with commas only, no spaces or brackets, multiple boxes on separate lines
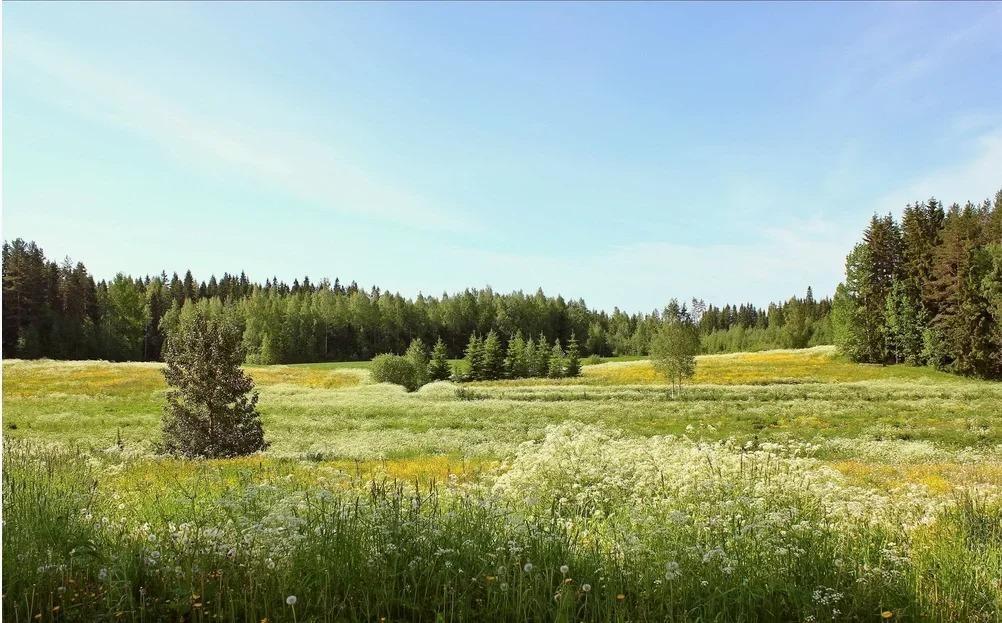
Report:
4,2,1001,312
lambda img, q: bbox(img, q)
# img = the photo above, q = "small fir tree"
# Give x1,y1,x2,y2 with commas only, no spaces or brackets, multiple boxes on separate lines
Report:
534,332,551,377
482,330,504,380
405,337,430,387
464,334,484,381
428,337,451,381
564,332,581,377
159,305,267,458
524,337,538,378
547,338,565,378
504,331,527,378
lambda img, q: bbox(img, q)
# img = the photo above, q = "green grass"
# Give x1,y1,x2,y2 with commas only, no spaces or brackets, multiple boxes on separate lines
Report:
3,347,1002,621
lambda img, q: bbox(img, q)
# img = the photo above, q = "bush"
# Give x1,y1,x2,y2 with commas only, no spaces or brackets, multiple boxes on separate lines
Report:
370,354,421,391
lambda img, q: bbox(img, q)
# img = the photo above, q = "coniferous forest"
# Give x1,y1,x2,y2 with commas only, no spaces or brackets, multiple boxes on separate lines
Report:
3,189,999,378
832,190,1002,379
1,239,829,364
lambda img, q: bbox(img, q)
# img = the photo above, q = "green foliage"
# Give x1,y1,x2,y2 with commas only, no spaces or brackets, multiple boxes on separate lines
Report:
533,332,551,377
564,332,581,377
405,338,430,387
370,354,422,392
834,192,1002,378
650,306,699,396
504,331,528,379
482,330,505,380
159,303,267,458
547,338,565,378
464,334,485,381
3,239,839,365
428,337,452,381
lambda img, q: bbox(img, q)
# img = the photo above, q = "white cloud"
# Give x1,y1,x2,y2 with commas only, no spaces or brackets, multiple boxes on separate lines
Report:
6,30,468,233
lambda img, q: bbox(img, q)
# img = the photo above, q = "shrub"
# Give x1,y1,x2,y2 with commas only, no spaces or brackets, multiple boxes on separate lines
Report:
370,354,421,391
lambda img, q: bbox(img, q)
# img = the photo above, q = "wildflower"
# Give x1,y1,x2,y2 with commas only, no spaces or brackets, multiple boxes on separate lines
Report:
616,594,625,601
581,584,591,593
286,595,297,606
523,563,533,573
665,561,680,580
881,613,894,619
559,565,569,575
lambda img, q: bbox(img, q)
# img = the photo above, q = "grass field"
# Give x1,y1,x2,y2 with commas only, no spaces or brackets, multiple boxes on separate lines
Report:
4,346,1002,621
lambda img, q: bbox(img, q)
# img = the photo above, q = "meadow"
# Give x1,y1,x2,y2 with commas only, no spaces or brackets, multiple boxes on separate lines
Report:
3,346,1001,621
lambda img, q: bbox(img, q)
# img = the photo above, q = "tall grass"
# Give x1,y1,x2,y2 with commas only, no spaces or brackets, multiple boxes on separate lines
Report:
5,428,1000,622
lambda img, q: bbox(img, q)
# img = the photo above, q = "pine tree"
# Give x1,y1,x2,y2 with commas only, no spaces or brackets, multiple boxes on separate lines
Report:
428,337,451,381
547,338,564,378
564,332,581,377
159,305,267,458
482,330,504,380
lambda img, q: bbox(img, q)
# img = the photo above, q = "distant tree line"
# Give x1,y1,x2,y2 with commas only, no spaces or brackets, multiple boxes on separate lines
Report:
2,238,831,363
832,190,1002,378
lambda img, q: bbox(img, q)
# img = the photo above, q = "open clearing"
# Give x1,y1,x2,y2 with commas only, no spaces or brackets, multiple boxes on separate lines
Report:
4,346,1002,621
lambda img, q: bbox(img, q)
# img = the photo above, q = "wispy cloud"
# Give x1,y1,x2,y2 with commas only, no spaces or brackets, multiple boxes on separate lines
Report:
424,216,855,313
874,130,1002,214
6,30,469,233
824,6,1002,105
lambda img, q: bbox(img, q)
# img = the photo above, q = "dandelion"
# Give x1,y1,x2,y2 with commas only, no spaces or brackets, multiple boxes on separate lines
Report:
616,593,625,601
286,595,297,606
881,613,894,619
559,565,569,575
523,562,533,573
581,583,591,593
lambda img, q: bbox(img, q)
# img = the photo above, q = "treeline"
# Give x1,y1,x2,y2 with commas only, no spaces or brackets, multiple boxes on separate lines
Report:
2,238,830,363
832,191,1002,378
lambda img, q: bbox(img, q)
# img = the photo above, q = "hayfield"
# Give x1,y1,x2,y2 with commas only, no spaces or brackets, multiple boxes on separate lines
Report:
3,346,1002,621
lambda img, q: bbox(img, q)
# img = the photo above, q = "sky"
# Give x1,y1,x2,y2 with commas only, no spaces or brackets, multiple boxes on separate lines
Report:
3,2,1002,313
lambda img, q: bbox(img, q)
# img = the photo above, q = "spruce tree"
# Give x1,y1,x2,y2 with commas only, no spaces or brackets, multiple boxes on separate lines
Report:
547,338,564,378
564,332,581,377
482,330,504,380
464,333,484,381
428,337,451,381
159,305,267,458
504,331,527,378
405,337,430,386
524,336,538,378
534,332,551,377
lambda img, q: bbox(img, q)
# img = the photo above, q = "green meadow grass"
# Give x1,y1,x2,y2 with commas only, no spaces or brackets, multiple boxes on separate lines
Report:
3,347,1001,621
